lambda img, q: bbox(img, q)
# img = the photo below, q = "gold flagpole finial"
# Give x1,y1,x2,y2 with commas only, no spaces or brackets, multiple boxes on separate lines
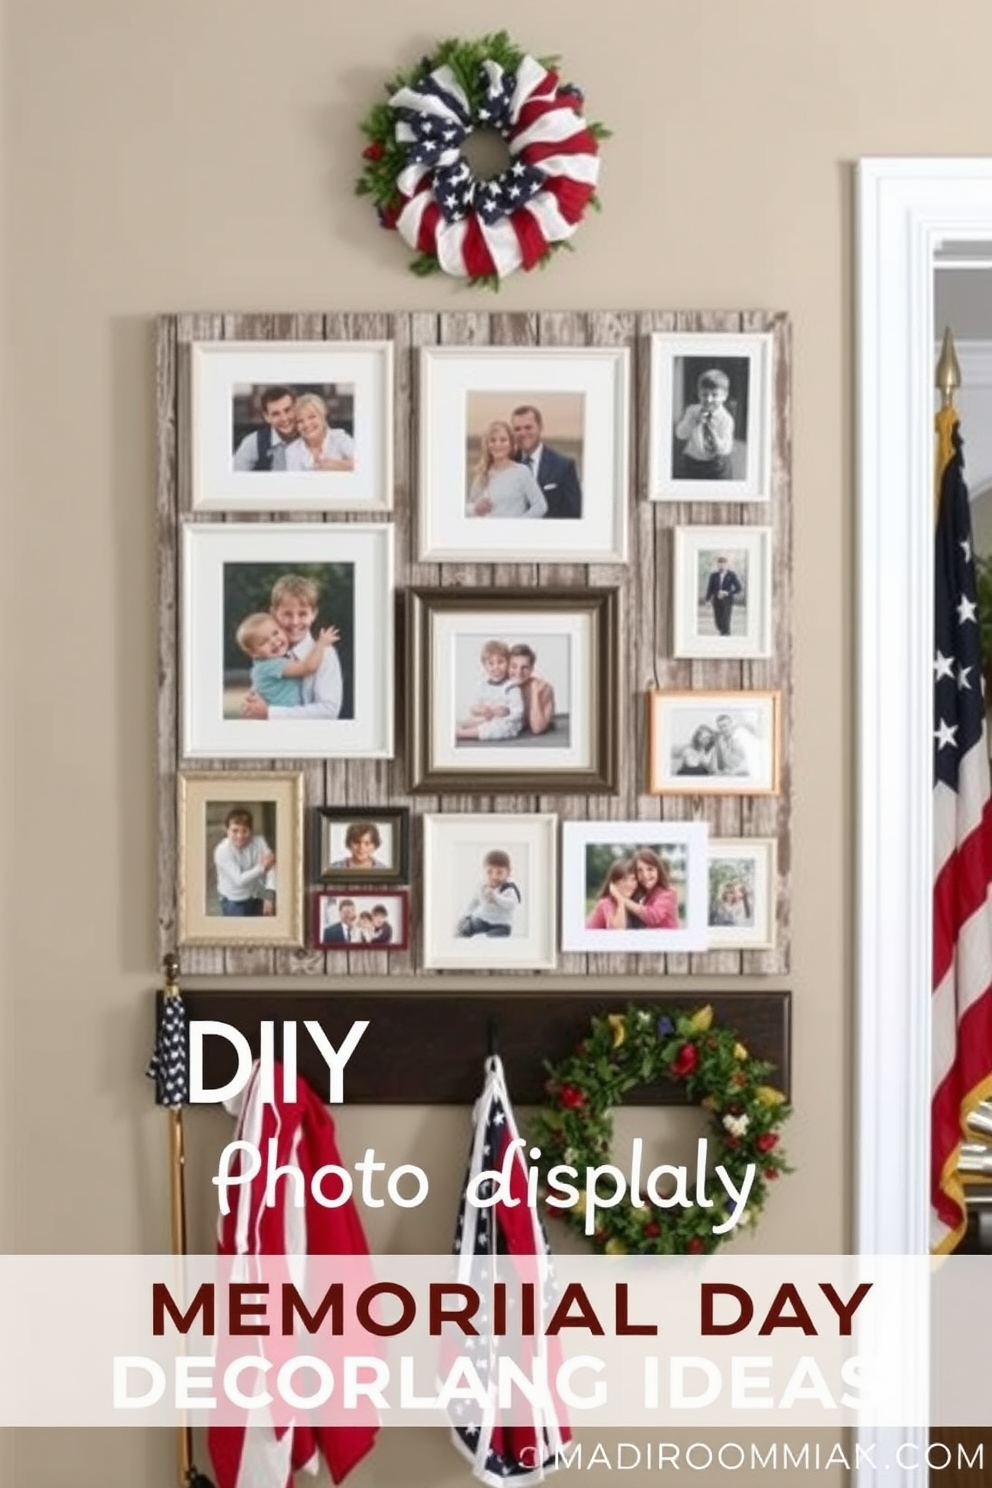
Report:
936,326,961,408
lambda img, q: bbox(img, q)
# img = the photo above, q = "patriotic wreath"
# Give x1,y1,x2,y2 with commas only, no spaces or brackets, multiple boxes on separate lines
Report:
356,32,608,288
528,1004,792,1257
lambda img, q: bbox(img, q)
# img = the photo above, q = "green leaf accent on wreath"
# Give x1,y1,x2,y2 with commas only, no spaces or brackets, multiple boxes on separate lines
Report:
527,1004,793,1258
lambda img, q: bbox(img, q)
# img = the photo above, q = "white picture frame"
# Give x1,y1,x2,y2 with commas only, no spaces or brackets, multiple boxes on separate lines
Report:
190,340,393,512
673,525,773,659
561,820,710,953
422,813,558,971
648,689,781,796
706,838,777,950
417,345,629,563
648,331,773,502
181,522,394,760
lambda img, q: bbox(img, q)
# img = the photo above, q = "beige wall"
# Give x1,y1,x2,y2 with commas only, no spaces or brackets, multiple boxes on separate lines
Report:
5,0,992,1483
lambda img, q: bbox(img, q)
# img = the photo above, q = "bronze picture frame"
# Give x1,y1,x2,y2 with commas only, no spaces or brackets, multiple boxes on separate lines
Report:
406,587,619,795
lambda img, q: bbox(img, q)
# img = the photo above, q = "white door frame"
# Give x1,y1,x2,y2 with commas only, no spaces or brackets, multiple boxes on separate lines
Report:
856,157,992,1488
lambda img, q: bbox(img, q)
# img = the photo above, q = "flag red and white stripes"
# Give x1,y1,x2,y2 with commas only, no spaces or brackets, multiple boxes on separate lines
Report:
931,409,992,1253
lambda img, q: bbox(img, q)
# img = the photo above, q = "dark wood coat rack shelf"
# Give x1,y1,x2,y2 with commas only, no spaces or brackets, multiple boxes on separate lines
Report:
169,988,791,1105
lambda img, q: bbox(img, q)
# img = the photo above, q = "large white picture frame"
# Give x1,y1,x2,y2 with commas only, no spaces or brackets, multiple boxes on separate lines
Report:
181,521,394,760
417,345,629,563
190,340,393,512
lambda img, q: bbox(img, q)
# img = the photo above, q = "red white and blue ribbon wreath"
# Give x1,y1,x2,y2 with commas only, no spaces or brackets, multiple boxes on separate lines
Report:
357,38,606,287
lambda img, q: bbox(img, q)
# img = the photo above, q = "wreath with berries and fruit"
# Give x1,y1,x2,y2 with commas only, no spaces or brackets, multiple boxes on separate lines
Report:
528,1004,792,1257
356,32,608,288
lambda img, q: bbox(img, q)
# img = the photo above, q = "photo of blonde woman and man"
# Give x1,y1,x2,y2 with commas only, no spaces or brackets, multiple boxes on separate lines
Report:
455,847,527,940
222,562,354,723
584,842,687,932
671,709,765,780
670,357,750,482
318,892,404,947
231,383,356,473
464,391,584,521
208,801,277,918
453,633,570,749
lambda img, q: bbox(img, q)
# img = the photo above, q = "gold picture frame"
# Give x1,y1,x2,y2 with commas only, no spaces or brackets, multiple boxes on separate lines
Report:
177,770,305,947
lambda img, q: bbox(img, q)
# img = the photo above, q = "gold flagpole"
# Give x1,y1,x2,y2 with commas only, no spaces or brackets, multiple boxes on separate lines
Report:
936,327,962,515
936,325,961,408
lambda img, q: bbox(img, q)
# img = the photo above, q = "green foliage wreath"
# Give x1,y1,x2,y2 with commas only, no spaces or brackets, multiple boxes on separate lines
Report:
528,1004,792,1256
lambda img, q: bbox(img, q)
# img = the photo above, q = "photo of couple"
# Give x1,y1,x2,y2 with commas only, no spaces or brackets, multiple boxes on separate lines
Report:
207,801,277,919
231,382,356,474
464,392,584,521
222,562,355,723
584,842,687,932
673,711,765,780
453,633,570,750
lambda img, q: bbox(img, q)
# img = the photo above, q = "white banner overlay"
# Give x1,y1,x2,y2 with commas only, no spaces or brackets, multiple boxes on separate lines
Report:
0,1253,986,1427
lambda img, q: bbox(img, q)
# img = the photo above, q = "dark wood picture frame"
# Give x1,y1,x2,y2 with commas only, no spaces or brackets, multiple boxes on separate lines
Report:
406,586,620,796
311,805,410,885
312,887,411,952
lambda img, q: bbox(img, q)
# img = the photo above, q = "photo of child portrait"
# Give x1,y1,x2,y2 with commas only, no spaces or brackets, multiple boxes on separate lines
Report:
231,382,355,474
584,842,686,932
178,770,304,948
222,562,355,723
708,858,755,929
316,890,408,950
561,820,709,953
328,820,393,873
204,800,277,918
452,633,571,750
422,813,556,971
464,391,585,521
671,358,750,483
456,849,522,938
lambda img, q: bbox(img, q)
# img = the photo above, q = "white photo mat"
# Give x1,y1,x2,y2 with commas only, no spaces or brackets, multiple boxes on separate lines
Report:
706,838,777,950
673,525,774,659
648,331,773,502
430,608,593,774
561,820,710,953
191,340,393,512
181,522,394,760
418,345,629,562
422,813,558,971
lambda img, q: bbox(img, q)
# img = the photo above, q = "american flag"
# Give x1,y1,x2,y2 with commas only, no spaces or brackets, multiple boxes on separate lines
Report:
145,990,189,1108
931,411,992,1253
450,1056,570,1485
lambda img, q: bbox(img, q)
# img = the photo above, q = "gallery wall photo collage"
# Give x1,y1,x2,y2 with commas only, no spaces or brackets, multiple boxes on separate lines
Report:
157,308,793,981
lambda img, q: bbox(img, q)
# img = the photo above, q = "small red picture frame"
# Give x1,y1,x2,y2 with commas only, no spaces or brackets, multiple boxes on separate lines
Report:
313,888,410,951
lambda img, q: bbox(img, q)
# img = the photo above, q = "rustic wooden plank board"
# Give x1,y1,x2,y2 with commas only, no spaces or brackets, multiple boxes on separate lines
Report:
158,309,793,980
173,987,792,1104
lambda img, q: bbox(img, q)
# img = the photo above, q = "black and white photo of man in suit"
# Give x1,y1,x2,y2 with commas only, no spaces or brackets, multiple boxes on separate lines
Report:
511,404,583,520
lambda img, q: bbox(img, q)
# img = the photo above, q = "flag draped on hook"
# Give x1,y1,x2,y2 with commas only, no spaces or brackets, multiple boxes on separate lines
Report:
449,1055,571,1484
